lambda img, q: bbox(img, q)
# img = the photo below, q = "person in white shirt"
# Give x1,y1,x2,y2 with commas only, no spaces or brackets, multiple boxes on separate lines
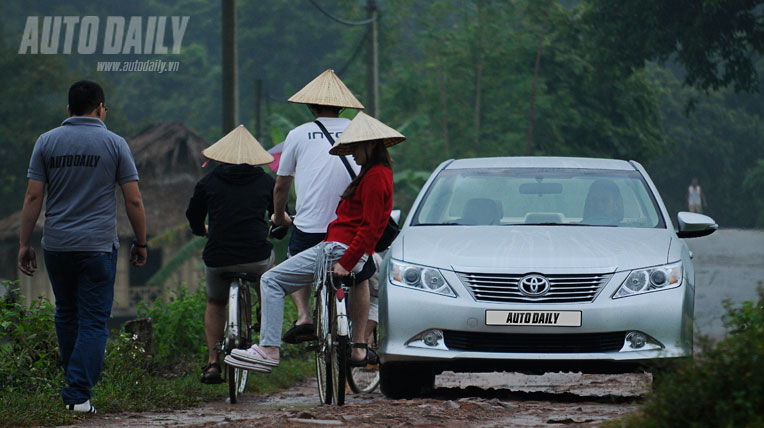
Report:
687,177,707,214
271,69,373,343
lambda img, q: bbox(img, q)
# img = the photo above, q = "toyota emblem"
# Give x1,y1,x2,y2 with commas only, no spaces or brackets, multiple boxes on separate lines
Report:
518,274,551,296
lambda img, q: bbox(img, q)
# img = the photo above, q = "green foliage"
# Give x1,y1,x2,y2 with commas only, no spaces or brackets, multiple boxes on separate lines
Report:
645,64,764,227
0,280,315,427
0,281,62,394
743,160,764,228
612,285,764,428
2,1,762,229
582,0,764,93
137,286,207,364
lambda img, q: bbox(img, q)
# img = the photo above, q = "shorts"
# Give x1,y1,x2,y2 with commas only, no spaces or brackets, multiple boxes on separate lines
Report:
205,251,275,302
288,227,326,257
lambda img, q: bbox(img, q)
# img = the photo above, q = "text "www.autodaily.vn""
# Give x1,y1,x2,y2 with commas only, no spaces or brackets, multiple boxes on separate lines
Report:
18,16,189,54
97,60,180,73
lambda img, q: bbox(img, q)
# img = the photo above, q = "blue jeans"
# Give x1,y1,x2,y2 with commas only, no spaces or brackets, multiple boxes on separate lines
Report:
44,248,117,405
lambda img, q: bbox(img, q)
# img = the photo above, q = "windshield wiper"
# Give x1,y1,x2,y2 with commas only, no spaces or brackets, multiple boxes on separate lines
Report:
413,222,462,226
507,223,599,226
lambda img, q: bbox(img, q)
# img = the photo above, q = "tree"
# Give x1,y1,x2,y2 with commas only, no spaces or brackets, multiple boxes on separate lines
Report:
582,0,764,93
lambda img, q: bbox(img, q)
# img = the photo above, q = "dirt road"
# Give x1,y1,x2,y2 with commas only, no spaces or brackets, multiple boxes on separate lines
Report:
64,372,647,428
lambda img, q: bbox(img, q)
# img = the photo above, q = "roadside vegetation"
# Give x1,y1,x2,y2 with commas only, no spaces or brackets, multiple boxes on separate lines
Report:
610,285,764,428
0,280,313,428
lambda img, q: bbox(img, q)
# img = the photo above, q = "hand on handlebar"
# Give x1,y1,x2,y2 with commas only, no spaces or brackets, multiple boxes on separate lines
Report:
270,212,293,227
332,263,350,277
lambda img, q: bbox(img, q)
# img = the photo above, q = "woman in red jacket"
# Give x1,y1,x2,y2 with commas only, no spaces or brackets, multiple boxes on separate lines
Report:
226,112,404,371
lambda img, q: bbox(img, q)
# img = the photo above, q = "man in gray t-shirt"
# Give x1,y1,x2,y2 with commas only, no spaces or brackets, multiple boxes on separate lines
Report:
17,80,147,414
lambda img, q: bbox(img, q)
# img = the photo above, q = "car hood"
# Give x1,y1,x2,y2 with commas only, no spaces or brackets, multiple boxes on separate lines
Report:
398,226,672,273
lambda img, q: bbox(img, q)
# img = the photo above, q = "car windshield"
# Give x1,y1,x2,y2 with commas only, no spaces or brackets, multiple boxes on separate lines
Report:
412,168,664,228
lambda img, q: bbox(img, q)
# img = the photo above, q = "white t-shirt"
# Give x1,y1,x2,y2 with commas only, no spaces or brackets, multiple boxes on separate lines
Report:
277,117,360,233
688,185,702,206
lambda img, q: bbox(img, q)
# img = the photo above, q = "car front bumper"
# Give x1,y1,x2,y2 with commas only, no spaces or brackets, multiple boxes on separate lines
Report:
379,269,694,373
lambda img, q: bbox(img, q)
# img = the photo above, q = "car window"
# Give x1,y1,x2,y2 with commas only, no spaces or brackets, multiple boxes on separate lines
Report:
412,168,664,228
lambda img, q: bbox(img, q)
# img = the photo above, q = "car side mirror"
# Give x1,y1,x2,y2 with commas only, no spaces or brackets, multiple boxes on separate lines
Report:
391,209,402,224
676,211,717,238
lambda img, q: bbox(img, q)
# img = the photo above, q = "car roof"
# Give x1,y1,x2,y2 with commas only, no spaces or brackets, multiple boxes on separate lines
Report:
445,156,636,171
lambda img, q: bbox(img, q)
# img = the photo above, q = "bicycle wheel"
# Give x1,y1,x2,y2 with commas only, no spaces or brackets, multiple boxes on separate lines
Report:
330,290,348,405
314,282,333,405
347,326,380,393
227,279,251,404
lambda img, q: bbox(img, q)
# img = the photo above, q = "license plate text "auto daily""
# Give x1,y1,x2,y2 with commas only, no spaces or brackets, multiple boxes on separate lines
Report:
485,310,582,327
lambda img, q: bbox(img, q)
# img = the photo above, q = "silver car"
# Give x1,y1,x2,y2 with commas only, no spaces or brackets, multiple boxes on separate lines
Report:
378,156,717,398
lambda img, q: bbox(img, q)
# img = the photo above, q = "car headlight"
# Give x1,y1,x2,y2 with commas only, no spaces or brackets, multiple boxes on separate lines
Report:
613,261,683,299
389,259,456,297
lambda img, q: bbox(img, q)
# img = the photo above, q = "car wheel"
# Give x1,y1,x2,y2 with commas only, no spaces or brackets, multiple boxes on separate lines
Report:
380,363,435,399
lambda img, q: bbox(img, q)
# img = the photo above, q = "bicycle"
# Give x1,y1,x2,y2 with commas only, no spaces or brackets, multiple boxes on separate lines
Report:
312,270,350,405
217,272,262,404
312,266,381,404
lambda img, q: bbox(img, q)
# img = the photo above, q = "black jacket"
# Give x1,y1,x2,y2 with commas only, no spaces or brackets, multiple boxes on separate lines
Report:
186,164,275,267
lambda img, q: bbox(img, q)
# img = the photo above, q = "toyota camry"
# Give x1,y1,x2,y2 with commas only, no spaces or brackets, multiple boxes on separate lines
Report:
378,156,717,398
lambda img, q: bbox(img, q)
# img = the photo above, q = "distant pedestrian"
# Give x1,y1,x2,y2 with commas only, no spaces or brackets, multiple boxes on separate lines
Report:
17,80,147,414
687,177,708,214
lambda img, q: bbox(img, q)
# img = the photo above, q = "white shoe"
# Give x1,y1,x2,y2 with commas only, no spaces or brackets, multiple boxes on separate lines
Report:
230,344,280,367
224,354,272,373
66,399,97,413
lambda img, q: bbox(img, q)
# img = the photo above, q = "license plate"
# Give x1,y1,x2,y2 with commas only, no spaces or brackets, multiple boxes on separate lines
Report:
485,310,582,327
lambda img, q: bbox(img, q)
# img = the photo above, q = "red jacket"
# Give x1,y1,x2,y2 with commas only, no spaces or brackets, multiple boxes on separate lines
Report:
326,165,393,271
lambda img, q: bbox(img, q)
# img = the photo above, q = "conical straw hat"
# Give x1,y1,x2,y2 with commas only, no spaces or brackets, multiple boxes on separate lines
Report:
202,125,274,165
288,69,365,109
329,112,406,156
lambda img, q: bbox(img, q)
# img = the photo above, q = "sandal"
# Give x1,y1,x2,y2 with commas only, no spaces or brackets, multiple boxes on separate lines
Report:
200,361,224,384
349,346,379,367
282,320,316,344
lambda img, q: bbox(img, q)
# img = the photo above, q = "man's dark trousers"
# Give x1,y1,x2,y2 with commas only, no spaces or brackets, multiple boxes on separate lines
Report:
45,247,117,405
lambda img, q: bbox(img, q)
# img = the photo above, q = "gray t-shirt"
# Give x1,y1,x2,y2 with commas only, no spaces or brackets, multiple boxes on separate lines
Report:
27,117,139,252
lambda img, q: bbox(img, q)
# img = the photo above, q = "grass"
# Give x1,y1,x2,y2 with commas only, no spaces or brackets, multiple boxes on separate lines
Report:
0,279,316,428
0,356,315,428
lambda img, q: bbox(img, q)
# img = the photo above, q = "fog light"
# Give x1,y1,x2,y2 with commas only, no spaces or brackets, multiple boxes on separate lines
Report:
626,332,647,349
422,330,443,347
405,329,448,350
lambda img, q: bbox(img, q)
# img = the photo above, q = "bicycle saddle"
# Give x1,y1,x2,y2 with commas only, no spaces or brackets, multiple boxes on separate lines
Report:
221,272,261,282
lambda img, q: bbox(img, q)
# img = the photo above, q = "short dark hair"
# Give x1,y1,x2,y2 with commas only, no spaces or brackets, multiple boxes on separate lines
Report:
308,104,342,116
68,80,105,116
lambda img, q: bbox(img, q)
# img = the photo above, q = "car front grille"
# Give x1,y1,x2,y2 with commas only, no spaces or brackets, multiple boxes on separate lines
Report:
457,272,612,303
443,330,625,353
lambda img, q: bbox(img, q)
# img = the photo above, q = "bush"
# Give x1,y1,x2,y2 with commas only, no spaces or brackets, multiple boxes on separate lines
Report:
137,282,309,367
0,281,63,394
612,285,764,428
137,286,207,365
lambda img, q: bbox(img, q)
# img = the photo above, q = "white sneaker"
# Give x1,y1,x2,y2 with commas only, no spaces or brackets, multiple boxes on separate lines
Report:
66,399,97,413
224,354,272,373
230,344,280,367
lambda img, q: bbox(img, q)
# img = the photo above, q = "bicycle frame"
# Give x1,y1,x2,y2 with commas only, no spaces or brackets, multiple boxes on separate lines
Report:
227,280,241,342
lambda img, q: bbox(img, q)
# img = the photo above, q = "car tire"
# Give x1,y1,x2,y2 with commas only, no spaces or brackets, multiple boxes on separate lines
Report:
380,363,435,399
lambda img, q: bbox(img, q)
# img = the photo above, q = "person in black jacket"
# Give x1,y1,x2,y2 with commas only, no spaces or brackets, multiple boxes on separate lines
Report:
185,125,277,384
